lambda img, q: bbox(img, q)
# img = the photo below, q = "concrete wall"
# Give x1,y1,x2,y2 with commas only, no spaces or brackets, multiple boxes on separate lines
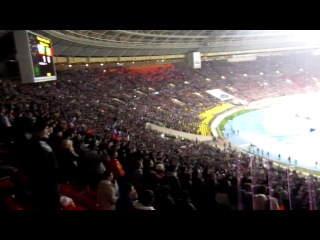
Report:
145,122,213,142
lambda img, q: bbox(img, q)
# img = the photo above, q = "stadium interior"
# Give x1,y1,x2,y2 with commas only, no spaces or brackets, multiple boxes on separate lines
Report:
0,30,320,210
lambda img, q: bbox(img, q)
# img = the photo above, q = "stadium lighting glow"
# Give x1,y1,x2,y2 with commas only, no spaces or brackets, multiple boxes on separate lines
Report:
286,30,320,41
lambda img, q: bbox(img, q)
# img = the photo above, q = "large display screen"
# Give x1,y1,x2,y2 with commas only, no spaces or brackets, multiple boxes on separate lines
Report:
14,30,57,83
28,31,56,82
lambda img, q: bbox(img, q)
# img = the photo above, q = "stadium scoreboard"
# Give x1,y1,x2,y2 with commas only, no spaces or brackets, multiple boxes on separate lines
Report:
14,30,57,83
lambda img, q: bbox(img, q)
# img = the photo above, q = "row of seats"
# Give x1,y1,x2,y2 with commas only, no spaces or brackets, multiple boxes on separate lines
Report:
0,192,23,210
0,176,93,210
59,184,97,210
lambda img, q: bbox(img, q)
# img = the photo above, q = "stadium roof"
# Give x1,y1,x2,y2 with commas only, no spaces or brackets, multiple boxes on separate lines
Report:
1,30,320,58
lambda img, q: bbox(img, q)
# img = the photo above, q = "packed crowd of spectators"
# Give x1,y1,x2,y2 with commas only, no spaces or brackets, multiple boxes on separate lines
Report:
1,52,320,210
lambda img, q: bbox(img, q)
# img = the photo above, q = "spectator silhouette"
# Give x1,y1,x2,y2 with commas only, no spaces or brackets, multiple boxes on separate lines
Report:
24,119,61,210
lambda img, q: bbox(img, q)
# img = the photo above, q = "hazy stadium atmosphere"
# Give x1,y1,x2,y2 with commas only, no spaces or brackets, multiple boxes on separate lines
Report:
1,30,320,210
